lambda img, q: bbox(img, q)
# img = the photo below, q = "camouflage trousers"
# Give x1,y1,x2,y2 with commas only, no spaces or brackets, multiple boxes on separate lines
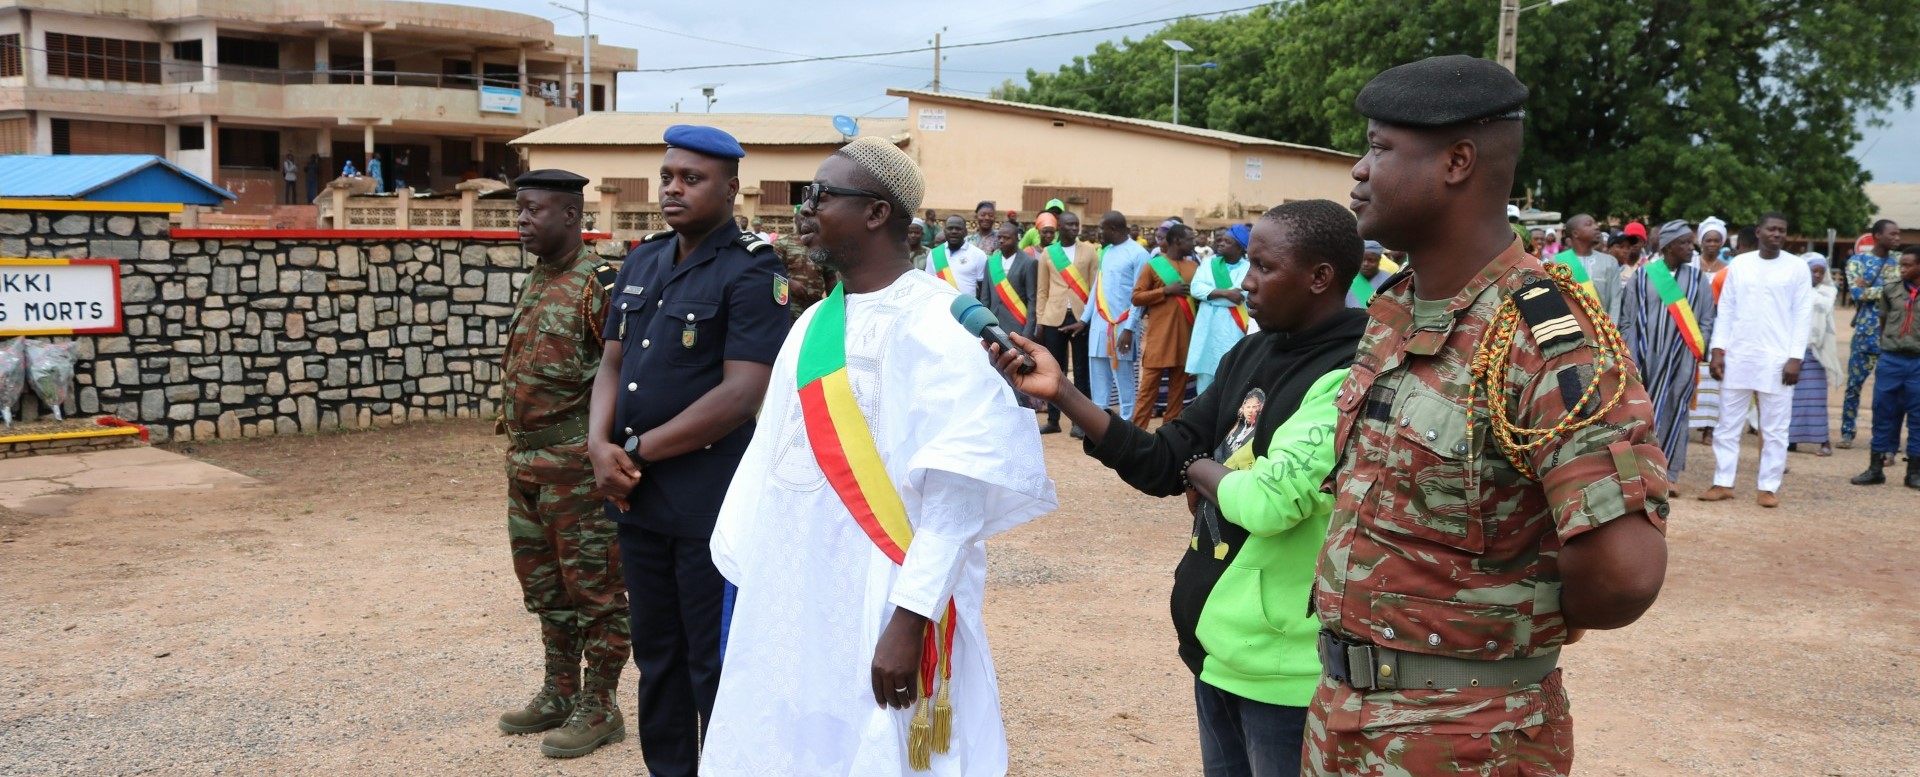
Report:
507,468,632,700
1303,670,1574,776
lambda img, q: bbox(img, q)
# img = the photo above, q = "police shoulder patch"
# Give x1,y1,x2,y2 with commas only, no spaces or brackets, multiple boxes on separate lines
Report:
641,230,674,243
772,274,790,306
1512,279,1585,356
736,233,774,255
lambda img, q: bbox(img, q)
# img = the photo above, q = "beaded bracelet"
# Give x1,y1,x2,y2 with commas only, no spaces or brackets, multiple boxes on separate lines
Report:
1179,451,1212,490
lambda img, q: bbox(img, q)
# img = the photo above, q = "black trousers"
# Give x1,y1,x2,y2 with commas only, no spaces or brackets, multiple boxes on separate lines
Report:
617,522,724,777
1040,309,1092,425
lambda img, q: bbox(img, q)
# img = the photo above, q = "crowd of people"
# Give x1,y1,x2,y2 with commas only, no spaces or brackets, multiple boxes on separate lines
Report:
484,52,1913,777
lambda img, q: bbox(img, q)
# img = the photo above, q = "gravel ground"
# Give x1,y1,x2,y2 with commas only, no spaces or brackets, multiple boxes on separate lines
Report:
1,371,1917,775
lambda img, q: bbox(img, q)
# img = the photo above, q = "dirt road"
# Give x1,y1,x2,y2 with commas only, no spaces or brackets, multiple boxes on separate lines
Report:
1,418,1915,776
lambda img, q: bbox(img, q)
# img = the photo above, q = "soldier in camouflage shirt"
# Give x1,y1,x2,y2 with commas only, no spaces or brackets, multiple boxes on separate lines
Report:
773,230,834,318
496,170,631,758
1307,58,1670,776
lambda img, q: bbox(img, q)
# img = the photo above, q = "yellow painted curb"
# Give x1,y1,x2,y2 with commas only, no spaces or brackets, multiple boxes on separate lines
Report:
0,426,144,444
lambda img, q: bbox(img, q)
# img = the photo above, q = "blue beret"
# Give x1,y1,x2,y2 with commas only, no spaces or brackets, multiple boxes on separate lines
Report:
1356,55,1528,127
664,125,745,159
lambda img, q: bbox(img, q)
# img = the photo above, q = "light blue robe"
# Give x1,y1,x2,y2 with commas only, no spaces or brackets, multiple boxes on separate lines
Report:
1186,255,1253,392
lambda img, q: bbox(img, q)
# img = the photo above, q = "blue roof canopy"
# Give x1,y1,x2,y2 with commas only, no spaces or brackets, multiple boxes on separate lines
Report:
0,155,235,206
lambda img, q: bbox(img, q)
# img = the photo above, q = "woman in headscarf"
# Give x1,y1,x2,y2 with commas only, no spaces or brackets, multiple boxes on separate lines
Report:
1185,223,1255,393
1690,217,1731,442
1617,219,1717,493
1788,251,1840,456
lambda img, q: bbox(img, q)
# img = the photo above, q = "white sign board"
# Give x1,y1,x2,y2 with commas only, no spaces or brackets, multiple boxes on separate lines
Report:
0,259,124,335
480,85,523,115
1244,156,1264,181
918,108,947,132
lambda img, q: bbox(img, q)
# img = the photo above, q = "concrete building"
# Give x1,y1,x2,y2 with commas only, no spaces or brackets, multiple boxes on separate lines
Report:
510,90,1359,225
0,0,636,209
1866,182,1920,247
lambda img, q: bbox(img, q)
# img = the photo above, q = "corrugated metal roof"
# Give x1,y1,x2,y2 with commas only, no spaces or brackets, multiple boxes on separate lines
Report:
0,155,236,202
1867,183,1920,226
511,113,913,147
887,88,1359,160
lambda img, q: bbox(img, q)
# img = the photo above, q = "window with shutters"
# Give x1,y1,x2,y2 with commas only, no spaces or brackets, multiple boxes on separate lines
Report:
45,32,160,83
602,178,650,203
0,118,29,155
218,128,281,169
1021,185,1111,216
0,35,21,78
51,119,165,155
759,181,793,207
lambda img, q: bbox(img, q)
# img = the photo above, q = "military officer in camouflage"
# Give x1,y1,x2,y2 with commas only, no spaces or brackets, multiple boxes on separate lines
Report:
1308,57,1671,776
496,169,631,758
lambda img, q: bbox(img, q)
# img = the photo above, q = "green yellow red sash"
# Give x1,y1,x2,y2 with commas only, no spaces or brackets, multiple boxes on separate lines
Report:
1146,253,1196,324
985,253,1029,327
1092,247,1131,360
1211,255,1249,331
1553,250,1599,301
795,283,959,770
1643,260,1707,358
928,244,957,288
1349,274,1377,308
1046,244,1090,307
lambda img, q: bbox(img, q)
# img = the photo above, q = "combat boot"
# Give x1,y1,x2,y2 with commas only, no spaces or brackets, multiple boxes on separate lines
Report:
540,691,625,758
497,678,576,734
1850,453,1887,486
1906,458,1920,490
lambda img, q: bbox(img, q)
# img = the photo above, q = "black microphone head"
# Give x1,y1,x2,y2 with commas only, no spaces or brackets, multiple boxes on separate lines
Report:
949,294,998,337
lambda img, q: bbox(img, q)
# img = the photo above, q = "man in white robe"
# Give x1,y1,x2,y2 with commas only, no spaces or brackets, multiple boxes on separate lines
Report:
1700,212,1811,508
704,138,1057,776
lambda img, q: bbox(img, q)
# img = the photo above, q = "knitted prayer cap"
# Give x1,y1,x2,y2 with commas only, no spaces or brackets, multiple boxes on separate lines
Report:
835,137,924,215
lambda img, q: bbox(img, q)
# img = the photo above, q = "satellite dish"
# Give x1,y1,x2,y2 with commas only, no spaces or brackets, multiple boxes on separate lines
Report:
832,115,859,138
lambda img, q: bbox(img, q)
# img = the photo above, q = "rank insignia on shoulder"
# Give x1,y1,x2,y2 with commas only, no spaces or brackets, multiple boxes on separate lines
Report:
773,274,790,306
1513,280,1585,355
593,263,618,293
736,233,774,254
641,230,673,243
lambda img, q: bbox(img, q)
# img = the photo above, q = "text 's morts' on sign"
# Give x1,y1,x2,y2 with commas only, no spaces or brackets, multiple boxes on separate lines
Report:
0,258,123,336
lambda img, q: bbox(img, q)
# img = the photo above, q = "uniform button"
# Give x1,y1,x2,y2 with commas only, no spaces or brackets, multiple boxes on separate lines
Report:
1455,442,1468,454
626,382,637,391
620,302,628,311
1428,634,1441,646
1425,430,1437,441
623,426,633,435
1398,416,1410,427
1485,641,1499,651
686,313,696,322
642,339,651,348
1381,627,1396,640
657,300,663,307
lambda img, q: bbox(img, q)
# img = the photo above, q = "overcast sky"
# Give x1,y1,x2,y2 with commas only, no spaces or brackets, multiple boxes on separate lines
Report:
488,0,1920,183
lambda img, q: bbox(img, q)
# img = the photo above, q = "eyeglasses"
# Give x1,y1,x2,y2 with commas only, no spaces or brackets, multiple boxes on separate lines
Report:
801,181,885,208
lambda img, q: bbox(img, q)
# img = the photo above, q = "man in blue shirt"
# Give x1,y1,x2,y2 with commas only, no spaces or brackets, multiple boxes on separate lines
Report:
587,125,791,776
1077,211,1148,421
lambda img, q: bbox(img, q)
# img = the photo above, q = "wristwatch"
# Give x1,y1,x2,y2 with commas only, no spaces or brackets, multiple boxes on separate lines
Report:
622,435,651,469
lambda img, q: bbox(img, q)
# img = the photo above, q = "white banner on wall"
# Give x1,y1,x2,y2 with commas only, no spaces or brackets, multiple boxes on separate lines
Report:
0,258,124,336
918,108,947,132
480,85,523,115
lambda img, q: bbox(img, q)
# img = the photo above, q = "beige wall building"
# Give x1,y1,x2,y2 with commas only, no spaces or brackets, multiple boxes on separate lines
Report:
512,90,1359,227
0,0,635,208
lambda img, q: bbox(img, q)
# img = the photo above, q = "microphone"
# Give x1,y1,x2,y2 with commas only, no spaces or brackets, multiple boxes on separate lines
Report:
950,294,1035,374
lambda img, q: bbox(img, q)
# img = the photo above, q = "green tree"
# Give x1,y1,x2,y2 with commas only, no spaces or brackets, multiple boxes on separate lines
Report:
998,0,1920,234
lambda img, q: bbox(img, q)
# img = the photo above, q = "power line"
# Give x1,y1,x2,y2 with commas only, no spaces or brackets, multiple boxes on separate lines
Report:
625,3,1271,74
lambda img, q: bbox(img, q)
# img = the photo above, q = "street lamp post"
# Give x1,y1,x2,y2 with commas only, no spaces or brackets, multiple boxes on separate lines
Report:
1164,39,1217,126
550,0,592,113
1497,0,1570,72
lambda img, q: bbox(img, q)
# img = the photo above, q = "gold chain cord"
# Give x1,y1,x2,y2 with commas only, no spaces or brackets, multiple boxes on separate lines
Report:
1466,262,1633,481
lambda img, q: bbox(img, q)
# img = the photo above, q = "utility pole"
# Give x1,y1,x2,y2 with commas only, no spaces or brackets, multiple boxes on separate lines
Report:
551,0,592,112
1496,0,1519,72
931,32,942,93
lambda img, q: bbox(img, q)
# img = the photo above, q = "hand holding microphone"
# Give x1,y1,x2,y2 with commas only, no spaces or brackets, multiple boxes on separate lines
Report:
950,294,1036,374
950,294,1068,399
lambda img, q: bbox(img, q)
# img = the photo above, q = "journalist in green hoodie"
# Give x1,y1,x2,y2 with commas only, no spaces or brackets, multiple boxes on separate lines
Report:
990,199,1367,777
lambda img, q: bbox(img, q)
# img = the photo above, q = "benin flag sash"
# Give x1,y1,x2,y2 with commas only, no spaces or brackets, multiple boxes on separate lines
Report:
928,244,957,288
985,253,1029,327
1211,256,1249,332
1046,244,1090,306
1146,254,1196,324
796,283,960,768
1554,250,1599,301
1643,260,1707,358
1348,274,1376,309
1092,248,1131,360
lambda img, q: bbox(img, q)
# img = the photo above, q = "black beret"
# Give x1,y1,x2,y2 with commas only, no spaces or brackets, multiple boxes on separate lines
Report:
513,169,589,195
1355,55,1529,127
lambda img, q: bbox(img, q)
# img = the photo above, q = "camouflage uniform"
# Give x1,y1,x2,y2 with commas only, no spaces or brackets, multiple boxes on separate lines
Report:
1308,242,1670,776
773,233,834,319
500,244,631,730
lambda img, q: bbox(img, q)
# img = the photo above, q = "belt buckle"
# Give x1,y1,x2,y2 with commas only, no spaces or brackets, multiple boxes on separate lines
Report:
1346,644,1379,691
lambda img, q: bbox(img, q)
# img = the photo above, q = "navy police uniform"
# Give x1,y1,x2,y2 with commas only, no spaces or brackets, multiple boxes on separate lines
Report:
600,125,791,777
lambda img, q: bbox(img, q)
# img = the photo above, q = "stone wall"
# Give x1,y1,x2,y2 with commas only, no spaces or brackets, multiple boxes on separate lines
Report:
0,209,621,443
